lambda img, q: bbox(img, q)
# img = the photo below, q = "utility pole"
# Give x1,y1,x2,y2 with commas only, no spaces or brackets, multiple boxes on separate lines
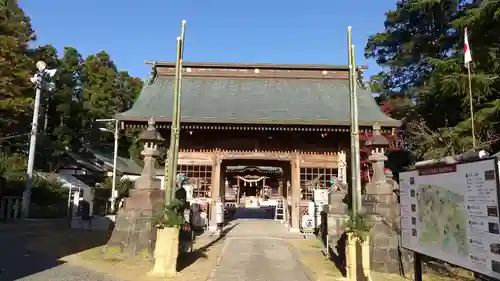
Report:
112,119,119,210
96,118,119,212
22,61,57,218
165,20,187,205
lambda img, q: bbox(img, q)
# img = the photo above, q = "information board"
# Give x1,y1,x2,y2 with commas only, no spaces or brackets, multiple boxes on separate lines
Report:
399,158,500,279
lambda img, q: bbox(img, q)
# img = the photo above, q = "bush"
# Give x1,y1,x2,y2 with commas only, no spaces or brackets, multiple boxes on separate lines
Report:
32,174,66,205
30,174,68,218
152,199,186,229
98,176,134,198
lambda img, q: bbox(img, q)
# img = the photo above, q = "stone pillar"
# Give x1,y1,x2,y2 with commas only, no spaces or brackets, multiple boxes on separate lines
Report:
326,187,349,257
290,154,301,232
209,151,221,232
105,117,164,260
363,146,413,275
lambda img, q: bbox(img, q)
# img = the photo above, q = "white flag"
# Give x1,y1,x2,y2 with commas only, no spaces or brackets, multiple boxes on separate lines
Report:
464,28,472,67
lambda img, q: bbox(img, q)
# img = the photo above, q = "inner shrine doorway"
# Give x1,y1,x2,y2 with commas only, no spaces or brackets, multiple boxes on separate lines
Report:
222,159,290,208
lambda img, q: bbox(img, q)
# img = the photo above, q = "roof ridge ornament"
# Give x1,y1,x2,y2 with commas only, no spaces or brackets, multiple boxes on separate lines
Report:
356,66,370,90
373,122,381,135
148,62,157,84
148,116,155,127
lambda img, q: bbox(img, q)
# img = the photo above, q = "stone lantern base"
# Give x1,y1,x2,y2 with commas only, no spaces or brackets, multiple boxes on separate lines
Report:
104,188,164,260
363,193,414,275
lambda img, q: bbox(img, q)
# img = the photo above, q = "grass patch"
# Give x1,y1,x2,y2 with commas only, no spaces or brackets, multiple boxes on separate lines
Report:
289,239,345,281
289,238,477,281
288,238,325,250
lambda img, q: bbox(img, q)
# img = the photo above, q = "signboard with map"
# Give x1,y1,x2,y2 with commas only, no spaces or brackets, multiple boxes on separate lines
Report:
399,158,500,279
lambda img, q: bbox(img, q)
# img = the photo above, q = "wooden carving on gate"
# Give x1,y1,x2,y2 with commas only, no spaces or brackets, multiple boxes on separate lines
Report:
220,150,292,160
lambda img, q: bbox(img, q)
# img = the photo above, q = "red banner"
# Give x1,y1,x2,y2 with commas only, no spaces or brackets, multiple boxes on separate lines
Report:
418,165,457,176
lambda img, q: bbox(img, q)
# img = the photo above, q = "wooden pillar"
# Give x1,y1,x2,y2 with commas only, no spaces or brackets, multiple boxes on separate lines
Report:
278,179,283,197
209,151,222,232
290,154,301,232
236,177,241,205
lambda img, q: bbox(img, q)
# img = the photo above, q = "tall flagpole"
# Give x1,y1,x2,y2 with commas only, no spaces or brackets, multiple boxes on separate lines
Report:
351,44,362,214
347,26,357,217
165,20,187,205
170,20,187,202
464,27,476,150
347,26,362,215
467,64,475,149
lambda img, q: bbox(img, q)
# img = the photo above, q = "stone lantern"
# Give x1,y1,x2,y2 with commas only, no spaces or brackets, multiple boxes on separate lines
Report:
364,123,391,194
105,117,165,260
362,127,413,275
135,117,164,189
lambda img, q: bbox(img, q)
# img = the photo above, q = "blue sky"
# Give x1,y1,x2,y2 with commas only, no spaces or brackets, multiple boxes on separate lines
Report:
20,0,395,80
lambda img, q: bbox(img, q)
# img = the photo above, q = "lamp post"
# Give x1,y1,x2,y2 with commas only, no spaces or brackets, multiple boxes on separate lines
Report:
96,118,119,213
22,61,57,218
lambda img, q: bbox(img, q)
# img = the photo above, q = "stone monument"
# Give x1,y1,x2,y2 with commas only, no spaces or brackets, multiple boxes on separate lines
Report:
105,117,165,260
362,123,413,275
324,177,349,273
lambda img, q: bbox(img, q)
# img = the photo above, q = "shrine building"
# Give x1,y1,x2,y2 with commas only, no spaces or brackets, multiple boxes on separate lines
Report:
116,62,401,232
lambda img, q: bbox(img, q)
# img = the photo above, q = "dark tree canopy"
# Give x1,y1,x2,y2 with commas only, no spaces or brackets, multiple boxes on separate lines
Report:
0,1,143,178
367,0,500,160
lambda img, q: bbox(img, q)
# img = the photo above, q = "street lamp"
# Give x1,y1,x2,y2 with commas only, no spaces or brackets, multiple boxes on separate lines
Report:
96,118,119,213
22,61,57,218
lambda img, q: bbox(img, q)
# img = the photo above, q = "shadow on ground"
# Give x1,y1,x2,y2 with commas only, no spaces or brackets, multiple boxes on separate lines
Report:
327,232,347,277
0,219,112,280
177,222,238,271
225,206,275,222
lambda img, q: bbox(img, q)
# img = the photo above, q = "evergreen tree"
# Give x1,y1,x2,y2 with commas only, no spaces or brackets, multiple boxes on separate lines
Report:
0,0,35,145
82,51,119,121
366,0,500,159
51,47,85,150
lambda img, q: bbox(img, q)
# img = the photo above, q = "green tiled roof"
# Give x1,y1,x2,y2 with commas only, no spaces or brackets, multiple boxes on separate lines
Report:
117,77,400,127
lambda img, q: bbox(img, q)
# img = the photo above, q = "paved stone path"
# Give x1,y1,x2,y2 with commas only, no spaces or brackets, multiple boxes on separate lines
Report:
210,208,313,281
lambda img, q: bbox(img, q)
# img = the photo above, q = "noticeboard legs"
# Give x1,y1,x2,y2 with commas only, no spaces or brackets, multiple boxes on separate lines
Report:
414,252,422,281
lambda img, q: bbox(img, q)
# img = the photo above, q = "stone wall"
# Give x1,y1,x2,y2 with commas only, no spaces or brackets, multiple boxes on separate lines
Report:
324,147,414,277
367,215,414,275
324,191,349,273
363,189,414,275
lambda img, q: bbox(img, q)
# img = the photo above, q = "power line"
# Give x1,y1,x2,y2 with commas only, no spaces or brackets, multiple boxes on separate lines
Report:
0,128,108,142
0,133,31,141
